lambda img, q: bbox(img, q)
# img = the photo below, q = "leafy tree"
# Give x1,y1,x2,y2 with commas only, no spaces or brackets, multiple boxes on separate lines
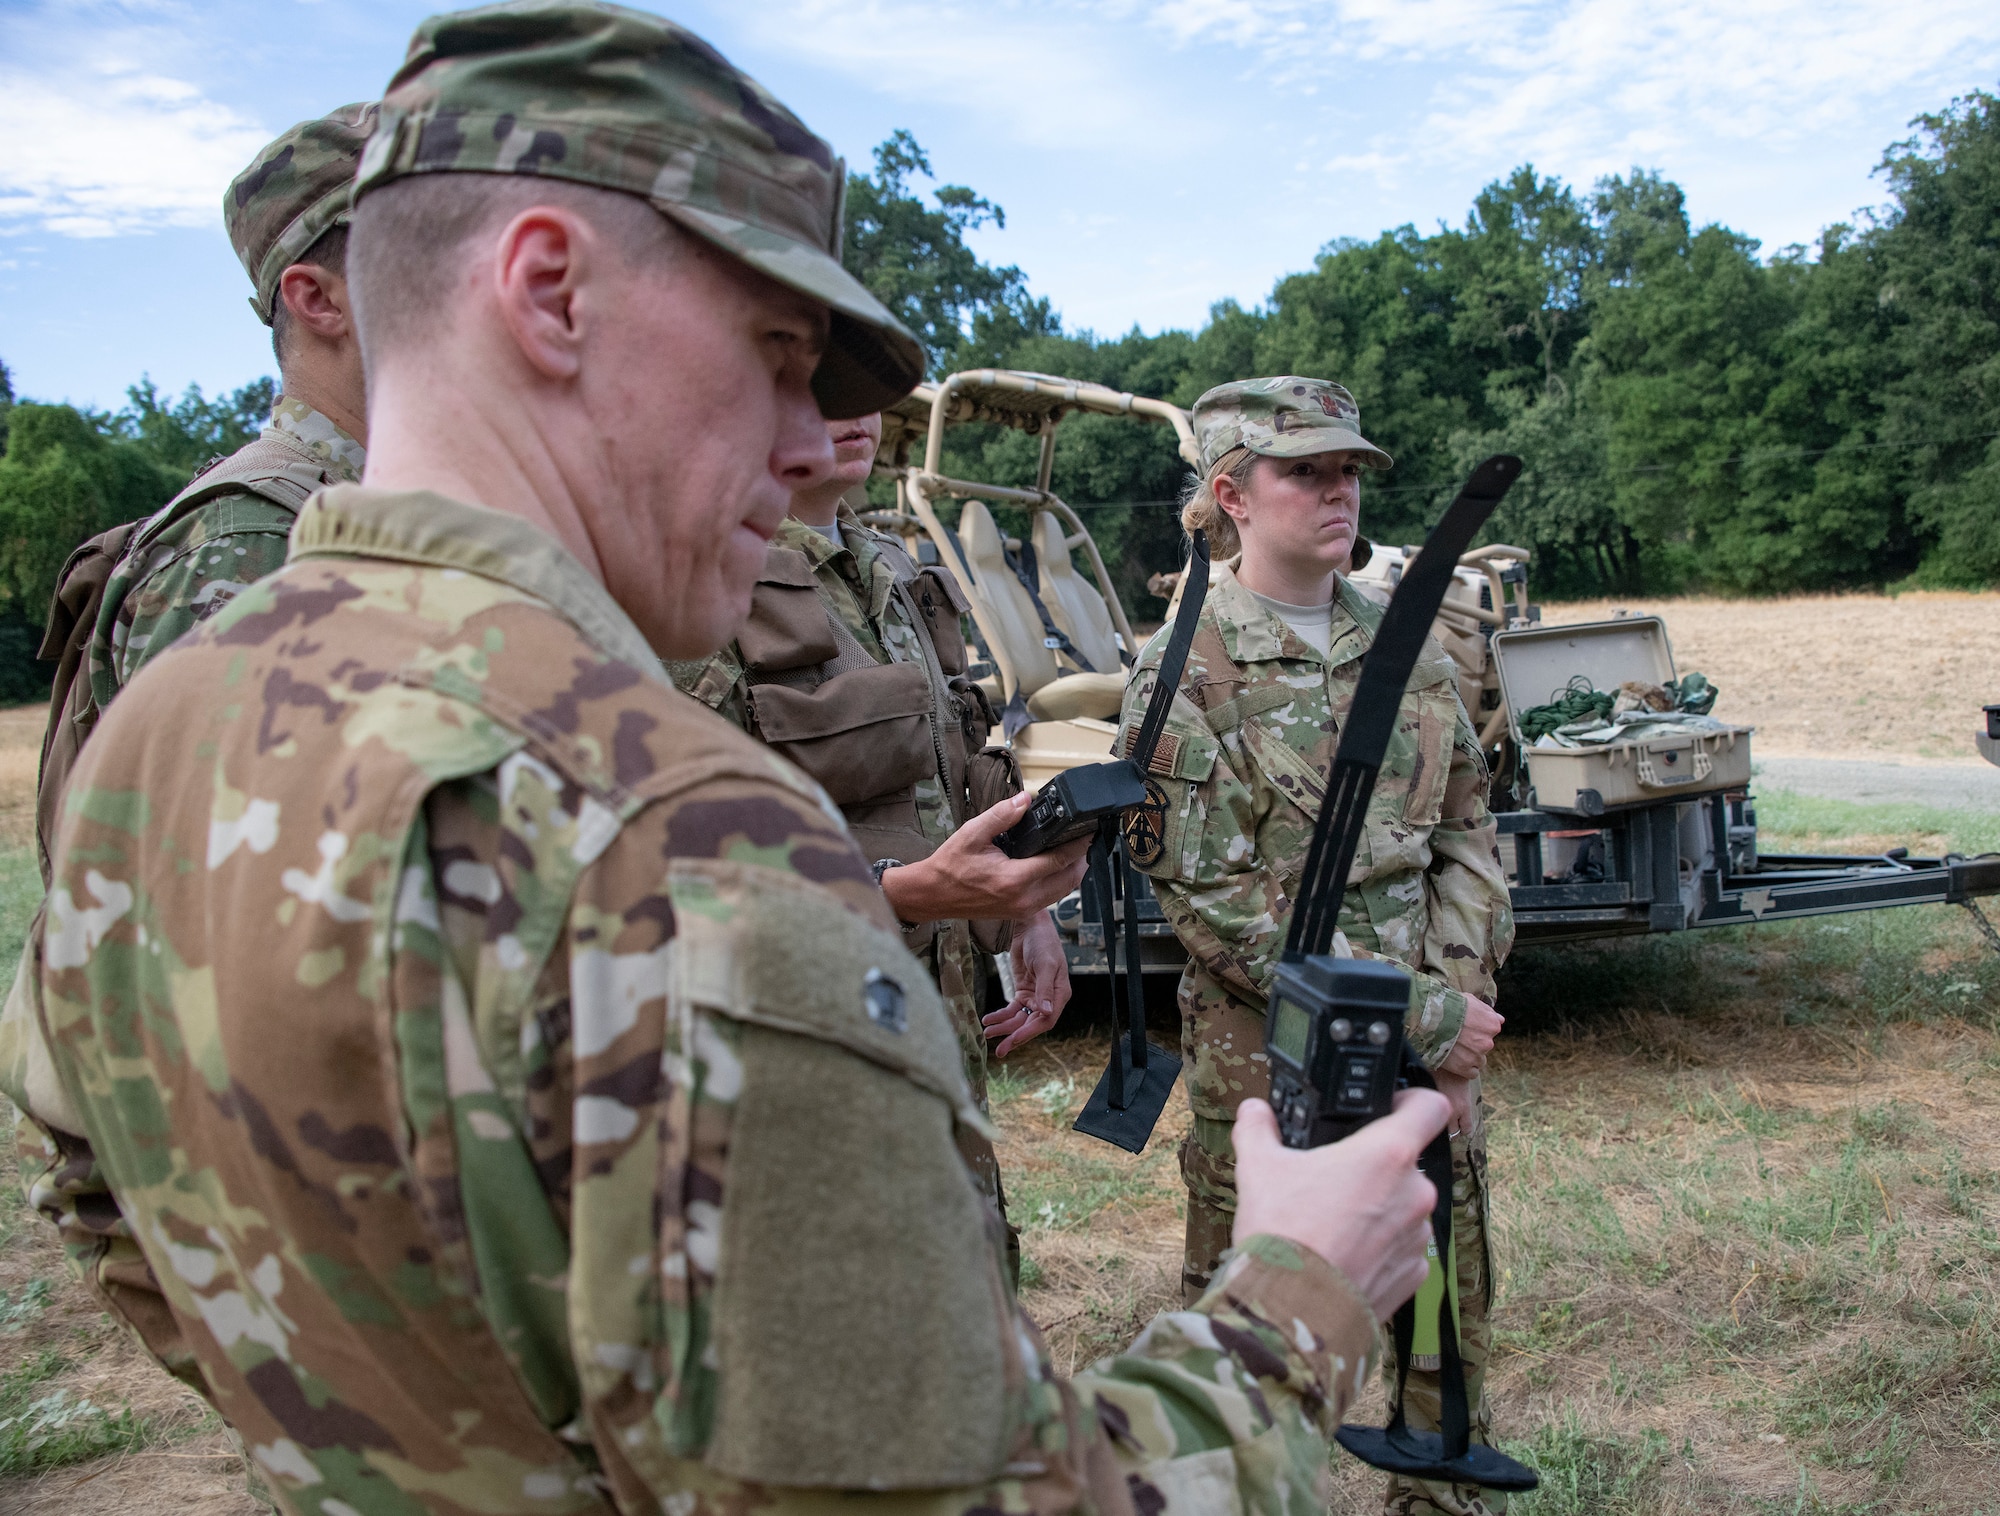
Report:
842,132,1039,375
108,376,275,477
0,359,13,456
1874,90,2000,584
1449,377,1617,598
0,403,181,620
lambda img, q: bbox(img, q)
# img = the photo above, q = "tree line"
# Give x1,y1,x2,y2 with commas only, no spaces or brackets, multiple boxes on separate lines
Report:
0,84,1993,699
0,366,271,698
847,91,2000,610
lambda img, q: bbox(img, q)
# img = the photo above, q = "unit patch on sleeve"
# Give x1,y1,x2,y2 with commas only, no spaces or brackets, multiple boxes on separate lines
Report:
1122,778,1169,868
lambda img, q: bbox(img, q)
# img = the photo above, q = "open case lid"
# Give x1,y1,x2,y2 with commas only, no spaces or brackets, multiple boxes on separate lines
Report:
1491,616,1678,744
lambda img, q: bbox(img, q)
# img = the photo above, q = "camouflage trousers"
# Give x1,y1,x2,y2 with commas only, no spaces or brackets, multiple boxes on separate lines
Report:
1180,1112,1499,1516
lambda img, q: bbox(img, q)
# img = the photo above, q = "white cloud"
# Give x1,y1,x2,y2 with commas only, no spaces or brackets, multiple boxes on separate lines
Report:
0,0,272,239
0,63,269,237
1137,0,2000,190
720,0,1189,155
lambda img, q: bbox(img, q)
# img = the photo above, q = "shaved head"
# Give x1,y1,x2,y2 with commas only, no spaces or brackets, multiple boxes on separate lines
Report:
349,174,685,368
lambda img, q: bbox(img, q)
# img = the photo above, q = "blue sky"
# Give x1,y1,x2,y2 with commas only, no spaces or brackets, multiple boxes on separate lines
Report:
5,0,1999,412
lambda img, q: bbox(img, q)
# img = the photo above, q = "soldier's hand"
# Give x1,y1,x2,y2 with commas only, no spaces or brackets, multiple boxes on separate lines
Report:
1433,1070,1478,1137
879,792,1091,925
1437,995,1503,1079
1231,1091,1448,1323
983,910,1071,1057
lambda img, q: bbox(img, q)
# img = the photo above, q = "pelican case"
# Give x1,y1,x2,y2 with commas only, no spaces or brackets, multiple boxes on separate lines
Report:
1492,616,1752,814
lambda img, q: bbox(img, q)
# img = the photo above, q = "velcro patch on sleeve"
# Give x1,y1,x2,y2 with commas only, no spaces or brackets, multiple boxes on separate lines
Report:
663,860,1018,1491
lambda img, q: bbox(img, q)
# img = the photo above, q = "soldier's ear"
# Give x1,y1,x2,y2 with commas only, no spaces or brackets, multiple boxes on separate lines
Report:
490,206,592,381
1212,467,1252,524
277,264,352,342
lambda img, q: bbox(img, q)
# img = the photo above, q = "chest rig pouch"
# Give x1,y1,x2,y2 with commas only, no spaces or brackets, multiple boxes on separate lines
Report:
740,542,1023,953
740,548,937,822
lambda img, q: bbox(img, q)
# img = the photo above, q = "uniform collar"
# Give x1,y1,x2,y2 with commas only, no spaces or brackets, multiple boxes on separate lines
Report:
289,484,667,681
267,395,366,481
1205,562,1375,670
774,510,847,568
776,505,896,620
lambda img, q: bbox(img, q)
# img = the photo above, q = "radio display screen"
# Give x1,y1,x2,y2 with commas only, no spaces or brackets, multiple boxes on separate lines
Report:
1271,996,1310,1064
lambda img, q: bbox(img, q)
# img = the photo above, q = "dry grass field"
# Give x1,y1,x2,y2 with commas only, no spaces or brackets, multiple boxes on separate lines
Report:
1540,590,2000,764
0,590,1996,1513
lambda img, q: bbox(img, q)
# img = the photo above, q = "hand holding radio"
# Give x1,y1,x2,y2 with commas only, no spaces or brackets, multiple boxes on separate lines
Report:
1232,1092,1449,1322
879,791,1091,924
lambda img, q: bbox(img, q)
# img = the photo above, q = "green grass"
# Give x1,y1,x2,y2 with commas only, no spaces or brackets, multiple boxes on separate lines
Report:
1506,1415,1683,1514
1483,896,2000,1509
0,1278,51,1333
0,1349,150,1474
1010,1150,1167,1234
1499,898,2000,1039
1753,787,2000,857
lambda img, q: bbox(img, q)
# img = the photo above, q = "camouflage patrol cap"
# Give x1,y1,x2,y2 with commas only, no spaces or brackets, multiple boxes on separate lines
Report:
353,0,924,418
1191,376,1394,474
227,103,380,326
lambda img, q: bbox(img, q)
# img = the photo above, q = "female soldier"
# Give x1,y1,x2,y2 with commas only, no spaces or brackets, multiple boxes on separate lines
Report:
1119,377,1514,1516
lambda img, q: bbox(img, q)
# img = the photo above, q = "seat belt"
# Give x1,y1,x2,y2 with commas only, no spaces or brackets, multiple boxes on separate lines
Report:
1006,539,1095,675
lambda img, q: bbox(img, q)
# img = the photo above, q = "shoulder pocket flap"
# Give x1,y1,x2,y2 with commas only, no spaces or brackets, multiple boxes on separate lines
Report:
1203,681,1307,735
672,859,1015,1489
665,859,972,1115
746,660,931,744
1411,653,1459,690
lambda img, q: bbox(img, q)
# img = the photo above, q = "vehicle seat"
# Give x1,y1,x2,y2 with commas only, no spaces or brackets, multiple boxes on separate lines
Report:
959,500,1061,699
1026,673,1125,721
958,501,1123,720
1031,512,1122,673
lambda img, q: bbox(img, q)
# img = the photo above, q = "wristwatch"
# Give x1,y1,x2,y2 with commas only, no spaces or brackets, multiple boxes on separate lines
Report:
870,858,922,930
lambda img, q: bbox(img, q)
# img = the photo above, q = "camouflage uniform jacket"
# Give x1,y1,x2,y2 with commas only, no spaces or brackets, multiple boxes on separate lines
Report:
88,395,364,699
1118,563,1513,1122
673,505,1010,1104
0,394,365,1399
15,485,1378,1515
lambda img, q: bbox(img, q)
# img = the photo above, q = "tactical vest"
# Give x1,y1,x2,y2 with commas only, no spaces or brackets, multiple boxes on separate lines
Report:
736,530,1020,951
33,429,340,886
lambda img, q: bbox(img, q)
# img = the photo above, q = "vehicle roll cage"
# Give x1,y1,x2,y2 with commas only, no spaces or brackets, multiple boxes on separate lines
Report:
862,370,1198,691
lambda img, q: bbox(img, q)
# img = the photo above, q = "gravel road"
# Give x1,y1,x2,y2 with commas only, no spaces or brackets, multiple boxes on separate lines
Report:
1755,756,2000,811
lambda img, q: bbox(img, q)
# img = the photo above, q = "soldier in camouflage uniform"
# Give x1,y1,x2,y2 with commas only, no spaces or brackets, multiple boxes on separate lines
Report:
1119,378,1516,1516
673,410,1086,1246
5,8,1453,1513
91,103,377,703
0,104,381,1435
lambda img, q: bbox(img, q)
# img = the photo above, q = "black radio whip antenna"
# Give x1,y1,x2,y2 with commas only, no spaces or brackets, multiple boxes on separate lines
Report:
1286,456,1522,960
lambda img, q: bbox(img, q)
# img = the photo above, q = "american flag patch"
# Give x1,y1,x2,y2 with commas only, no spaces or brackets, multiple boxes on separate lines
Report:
1121,727,1181,777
